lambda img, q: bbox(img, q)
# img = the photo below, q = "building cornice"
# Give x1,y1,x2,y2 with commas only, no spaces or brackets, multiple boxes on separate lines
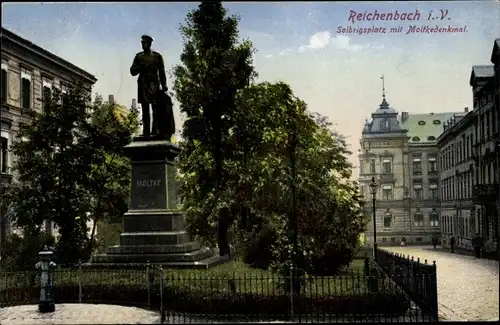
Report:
1,27,97,85
436,111,476,147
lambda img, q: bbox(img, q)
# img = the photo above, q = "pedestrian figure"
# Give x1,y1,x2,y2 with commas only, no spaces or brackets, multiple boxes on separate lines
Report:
400,236,407,247
449,234,456,253
472,233,482,258
432,235,438,249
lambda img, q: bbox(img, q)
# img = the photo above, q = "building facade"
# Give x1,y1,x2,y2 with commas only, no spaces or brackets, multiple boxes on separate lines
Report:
435,110,475,249
359,93,462,245
0,28,97,248
437,39,500,254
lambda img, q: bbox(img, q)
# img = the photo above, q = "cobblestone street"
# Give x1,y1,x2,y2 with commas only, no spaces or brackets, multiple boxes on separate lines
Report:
383,245,499,321
0,304,161,324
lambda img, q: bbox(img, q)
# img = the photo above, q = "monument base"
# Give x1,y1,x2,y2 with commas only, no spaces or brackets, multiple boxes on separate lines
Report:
87,138,233,269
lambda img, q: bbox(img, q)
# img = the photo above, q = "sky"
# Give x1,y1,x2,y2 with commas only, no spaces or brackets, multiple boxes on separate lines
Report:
2,1,500,173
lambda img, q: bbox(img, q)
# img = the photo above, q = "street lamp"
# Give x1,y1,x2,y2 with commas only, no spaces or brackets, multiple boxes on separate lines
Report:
369,177,379,257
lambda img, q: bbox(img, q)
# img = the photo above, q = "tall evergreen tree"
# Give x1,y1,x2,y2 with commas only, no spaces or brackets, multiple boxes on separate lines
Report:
173,1,256,255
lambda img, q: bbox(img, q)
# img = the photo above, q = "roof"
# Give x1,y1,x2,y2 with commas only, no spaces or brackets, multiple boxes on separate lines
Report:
469,65,494,86
362,96,406,135
436,111,476,146
491,38,500,64
1,27,97,84
400,112,463,144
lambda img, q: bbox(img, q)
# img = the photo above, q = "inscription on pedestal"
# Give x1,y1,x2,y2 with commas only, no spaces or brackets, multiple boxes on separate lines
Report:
130,164,166,210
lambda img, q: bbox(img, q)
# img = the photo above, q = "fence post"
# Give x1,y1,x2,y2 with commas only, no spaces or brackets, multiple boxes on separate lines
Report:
431,261,439,321
159,266,165,324
78,260,82,304
289,266,294,321
146,261,151,309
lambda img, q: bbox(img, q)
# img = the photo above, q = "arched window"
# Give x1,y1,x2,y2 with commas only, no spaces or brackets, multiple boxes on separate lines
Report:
412,136,420,141
429,209,439,227
414,208,424,227
383,209,392,228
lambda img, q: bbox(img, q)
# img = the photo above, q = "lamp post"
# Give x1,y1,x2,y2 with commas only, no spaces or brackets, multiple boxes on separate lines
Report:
369,177,379,258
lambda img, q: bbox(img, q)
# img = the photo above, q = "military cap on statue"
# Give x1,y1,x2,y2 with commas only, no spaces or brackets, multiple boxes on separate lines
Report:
141,35,154,43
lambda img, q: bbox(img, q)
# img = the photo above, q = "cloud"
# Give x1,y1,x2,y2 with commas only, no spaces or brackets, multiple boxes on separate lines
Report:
297,31,385,53
298,30,331,53
278,49,292,56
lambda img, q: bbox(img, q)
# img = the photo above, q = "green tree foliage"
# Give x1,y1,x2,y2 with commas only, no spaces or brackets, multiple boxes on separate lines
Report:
231,83,366,275
4,85,138,266
173,1,256,256
84,96,139,256
174,1,364,274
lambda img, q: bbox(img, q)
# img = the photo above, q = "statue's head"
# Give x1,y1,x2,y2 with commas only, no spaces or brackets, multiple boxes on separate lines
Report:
141,35,153,51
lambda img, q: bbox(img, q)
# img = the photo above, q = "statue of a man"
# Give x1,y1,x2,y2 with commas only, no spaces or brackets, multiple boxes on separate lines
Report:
130,35,168,137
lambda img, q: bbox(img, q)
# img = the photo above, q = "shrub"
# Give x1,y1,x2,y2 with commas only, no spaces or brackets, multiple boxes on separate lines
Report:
0,270,410,317
0,233,55,271
1,282,410,316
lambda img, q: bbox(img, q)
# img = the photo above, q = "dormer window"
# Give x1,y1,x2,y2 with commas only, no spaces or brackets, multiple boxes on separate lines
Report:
433,120,441,125
418,121,426,125
381,119,390,131
412,136,420,141
427,136,436,141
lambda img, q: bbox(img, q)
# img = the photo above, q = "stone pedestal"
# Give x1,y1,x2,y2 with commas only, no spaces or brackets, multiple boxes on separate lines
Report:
89,138,229,269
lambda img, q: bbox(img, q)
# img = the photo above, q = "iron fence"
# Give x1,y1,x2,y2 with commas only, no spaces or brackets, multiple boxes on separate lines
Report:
374,247,438,322
0,263,435,323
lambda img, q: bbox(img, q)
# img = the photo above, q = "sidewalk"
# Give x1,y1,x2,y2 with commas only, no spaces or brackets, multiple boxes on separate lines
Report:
425,246,499,261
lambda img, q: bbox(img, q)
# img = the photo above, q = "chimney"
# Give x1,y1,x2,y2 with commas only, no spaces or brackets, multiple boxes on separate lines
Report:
108,94,115,104
132,98,137,109
464,107,469,113
401,111,409,123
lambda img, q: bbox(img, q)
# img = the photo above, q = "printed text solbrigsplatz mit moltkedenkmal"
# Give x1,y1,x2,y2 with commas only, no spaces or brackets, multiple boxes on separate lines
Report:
337,9,468,35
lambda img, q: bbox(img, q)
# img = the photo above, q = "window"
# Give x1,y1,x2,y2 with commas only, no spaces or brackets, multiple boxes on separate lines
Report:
429,183,438,199
433,120,441,125
428,156,437,172
42,77,53,111
1,61,7,104
21,67,32,110
382,185,393,200
381,159,392,174
418,121,426,125
427,136,436,141
381,119,390,131
0,137,7,173
413,157,422,174
412,136,421,141
370,160,376,174
383,209,392,228
413,182,423,199
359,159,364,174
414,208,424,227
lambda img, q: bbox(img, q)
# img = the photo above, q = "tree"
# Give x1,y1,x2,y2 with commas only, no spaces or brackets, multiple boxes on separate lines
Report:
173,1,256,256
5,85,138,266
227,82,366,276
6,84,93,265
83,96,139,256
